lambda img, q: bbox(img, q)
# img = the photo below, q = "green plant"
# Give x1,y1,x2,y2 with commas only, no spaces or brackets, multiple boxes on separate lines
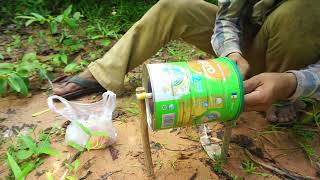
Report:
212,154,223,174
169,159,177,171
64,60,88,74
65,159,80,180
62,38,85,52
85,23,120,40
289,121,319,164
0,52,50,96
289,124,316,142
80,0,156,35
100,39,111,47
6,47,13,54
51,53,68,67
162,41,207,62
5,131,61,180
0,53,4,61
67,121,108,152
11,35,22,48
27,36,33,44
167,41,194,61
299,97,320,127
241,160,271,177
76,121,108,151
88,52,97,60
125,107,139,115
241,160,256,173
300,143,316,161
230,175,244,180
17,5,83,34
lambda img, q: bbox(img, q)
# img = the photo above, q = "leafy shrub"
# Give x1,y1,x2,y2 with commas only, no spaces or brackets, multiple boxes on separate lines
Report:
0,53,49,96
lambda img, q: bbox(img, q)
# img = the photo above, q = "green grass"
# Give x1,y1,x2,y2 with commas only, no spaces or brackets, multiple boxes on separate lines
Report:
155,40,210,62
241,160,271,177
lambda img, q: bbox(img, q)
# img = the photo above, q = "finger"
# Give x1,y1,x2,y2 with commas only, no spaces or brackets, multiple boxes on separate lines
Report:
237,60,250,79
244,90,263,107
244,78,260,94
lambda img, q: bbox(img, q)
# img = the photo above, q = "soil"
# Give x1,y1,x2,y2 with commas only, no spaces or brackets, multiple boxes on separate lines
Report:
1,84,319,180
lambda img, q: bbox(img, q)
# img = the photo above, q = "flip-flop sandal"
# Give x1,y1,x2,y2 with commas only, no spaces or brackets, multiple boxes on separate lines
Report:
58,75,106,100
52,75,71,84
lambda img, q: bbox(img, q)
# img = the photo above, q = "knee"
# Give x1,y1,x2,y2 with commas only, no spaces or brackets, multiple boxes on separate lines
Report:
259,0,320,71
158,0,194,13
264,0,320,34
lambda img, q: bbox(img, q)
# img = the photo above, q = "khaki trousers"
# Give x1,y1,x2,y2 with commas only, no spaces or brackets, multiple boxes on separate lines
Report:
88,0,320,93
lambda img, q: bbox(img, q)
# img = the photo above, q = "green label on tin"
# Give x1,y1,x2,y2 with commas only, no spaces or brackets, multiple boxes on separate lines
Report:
146,57,244,130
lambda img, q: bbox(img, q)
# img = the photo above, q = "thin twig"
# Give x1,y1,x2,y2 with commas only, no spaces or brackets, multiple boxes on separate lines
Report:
163,145,200,152
180,136,200,143
259,135,277,147
99,170,122,180
265,147,301,151
66,151,82,164
79,171,92,180
271,149,300,160
241,124,258,131
32,108,50,117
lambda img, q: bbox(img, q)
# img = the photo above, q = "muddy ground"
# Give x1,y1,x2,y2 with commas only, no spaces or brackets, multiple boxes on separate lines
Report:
0,71,319,180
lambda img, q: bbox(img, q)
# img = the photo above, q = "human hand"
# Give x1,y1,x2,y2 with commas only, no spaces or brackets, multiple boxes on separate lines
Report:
227,52,250,79
244,73,297,112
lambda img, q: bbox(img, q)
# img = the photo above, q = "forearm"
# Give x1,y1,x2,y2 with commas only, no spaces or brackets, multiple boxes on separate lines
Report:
211,0,246,57
287,61,320,100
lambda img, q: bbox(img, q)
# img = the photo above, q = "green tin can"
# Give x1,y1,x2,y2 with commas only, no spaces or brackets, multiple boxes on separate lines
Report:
142,57,244,130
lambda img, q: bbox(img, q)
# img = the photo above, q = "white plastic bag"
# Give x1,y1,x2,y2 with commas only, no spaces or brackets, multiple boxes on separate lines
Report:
47,91,117,149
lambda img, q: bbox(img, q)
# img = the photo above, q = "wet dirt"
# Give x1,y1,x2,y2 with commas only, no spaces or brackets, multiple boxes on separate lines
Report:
0,83,319,180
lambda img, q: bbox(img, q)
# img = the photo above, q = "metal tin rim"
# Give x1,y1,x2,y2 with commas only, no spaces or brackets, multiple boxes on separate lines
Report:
222,57,245,120
142,64,156,130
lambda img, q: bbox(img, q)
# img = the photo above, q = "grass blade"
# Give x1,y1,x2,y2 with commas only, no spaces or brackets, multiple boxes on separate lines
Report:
8,74,21,92
6,152,23,180
0,78,8,94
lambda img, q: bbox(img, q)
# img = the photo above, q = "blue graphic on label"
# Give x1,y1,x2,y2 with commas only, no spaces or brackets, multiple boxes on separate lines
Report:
192,75,203,92
169,104,175,110
162,105,167,110
231,92,237,100
163,66,185,86
207,113,219,119
203,102,208,107
192,75,201,81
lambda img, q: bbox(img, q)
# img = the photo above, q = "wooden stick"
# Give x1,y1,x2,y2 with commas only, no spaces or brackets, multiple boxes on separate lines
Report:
221,121,233,162
136,87,154,177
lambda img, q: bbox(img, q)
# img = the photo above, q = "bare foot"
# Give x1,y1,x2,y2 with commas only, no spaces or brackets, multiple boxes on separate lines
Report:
266,100,306,123
53,69,97,96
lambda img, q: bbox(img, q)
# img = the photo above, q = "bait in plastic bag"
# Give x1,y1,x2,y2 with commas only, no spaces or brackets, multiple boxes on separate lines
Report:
47,91,117,149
